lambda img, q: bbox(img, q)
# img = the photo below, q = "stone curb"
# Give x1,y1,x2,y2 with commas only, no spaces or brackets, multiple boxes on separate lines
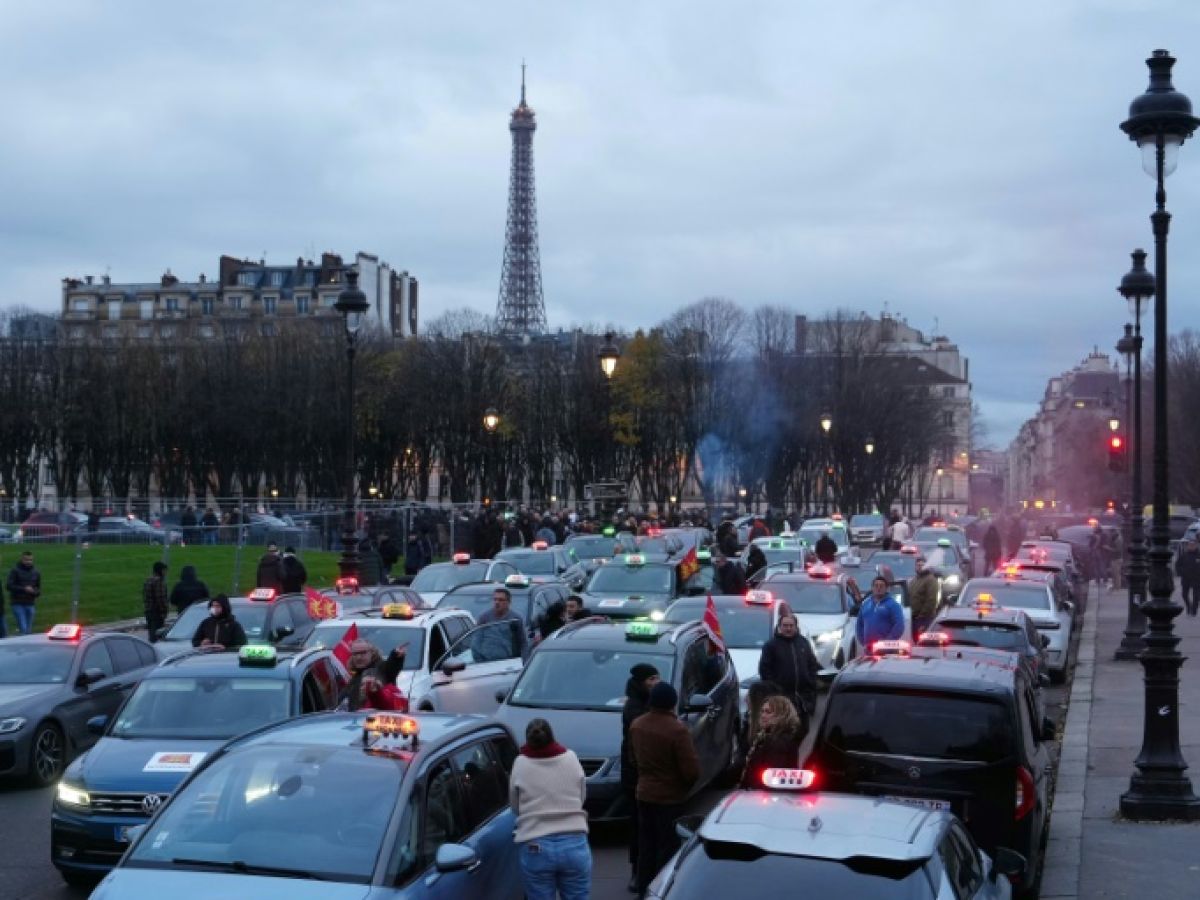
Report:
1039,586,1100,900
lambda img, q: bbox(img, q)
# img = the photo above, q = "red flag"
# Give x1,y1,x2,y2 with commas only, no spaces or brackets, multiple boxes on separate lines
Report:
703,594,726,655
305,587,332,620
332,622,359,668
677,546,700,583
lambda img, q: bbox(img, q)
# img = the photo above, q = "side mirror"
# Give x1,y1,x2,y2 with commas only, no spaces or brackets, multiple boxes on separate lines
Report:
434,842,479,873
441,659,466,677
1041,716,1056,742
494,687,509,703
1040,634,1051,649
86,715,109,735
684,693,713,714
273,625,295,640
674,813,704,841
76,668,106,689
1061,600,1075,614
990,847,1026,881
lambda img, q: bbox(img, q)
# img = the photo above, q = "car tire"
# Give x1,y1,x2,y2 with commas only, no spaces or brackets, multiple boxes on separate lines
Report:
29,721,66,787
1049,667,1066,685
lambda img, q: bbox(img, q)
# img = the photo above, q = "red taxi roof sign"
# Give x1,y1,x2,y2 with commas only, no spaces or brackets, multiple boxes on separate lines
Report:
48,623,82,641
744,590,773,605
624,554,645,566
248,588,277,601
917,630,951,646
334,577,359,596
531,540,549,550
761,768,818,790
870,639,911,657
505,574,531,588
452,553,471,564
363,712,420,748
808,564,833,579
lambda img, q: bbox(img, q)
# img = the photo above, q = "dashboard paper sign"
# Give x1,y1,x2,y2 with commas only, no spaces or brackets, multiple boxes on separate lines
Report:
143,751,206,773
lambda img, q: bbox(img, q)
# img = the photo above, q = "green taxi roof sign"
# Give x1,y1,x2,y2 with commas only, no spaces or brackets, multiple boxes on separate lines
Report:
239,645,278,667
625,622,659,641
937,538,952,547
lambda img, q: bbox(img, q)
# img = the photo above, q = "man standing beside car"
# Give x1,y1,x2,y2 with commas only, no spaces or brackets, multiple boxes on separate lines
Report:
757,613,820,724
850,575,905,652
142,561,169,643
7,550,41,635
621,663,660,893
907,558,941,640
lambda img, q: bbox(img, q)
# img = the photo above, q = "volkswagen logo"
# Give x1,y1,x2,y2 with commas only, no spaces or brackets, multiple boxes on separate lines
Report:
906,766,921,781
141,794,164,814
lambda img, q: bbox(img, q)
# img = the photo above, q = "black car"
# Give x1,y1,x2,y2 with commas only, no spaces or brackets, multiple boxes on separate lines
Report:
563,534,621,577
153,591,317,660
806,649,1054,897
919,605,1050,690
494,618,740,820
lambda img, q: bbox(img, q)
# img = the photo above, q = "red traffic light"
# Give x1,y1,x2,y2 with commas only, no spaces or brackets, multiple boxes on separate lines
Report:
1110,435,1123,450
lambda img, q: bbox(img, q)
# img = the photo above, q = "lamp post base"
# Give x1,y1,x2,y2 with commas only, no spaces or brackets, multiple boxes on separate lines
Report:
338,511,359,580
1120,773,1200,821
1115,611,1146,660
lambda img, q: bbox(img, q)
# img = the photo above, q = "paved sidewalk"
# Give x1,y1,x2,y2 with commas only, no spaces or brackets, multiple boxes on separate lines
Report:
1043,585,1200,899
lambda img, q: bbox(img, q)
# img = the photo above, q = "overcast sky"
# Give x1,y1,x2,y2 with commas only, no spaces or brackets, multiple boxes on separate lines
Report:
2,1,1199,445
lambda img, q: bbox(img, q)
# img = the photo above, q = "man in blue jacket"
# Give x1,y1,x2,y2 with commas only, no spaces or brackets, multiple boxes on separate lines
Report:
851,574,905,652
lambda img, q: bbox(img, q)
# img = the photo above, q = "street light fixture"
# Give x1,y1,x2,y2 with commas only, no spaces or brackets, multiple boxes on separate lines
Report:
1108,416,1121,432
819,412,833,433
482,407,501,433
1118,48,1200,821
864,436,875,455
334,269,369,580
598,332,620,379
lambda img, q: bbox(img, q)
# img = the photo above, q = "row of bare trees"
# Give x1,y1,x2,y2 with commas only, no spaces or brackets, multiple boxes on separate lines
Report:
0,298,988,515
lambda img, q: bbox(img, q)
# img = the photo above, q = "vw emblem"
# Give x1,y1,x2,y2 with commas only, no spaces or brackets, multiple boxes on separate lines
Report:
142,794,164,814
906,766,921,781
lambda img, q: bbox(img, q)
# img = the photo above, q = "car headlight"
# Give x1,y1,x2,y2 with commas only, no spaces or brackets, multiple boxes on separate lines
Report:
0,716,26,734
815,628,843,644
649,610,665,622
942,574,961,587
57,782,91,808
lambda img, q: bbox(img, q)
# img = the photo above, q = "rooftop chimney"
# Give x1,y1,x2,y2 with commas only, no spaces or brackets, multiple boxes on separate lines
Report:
84,275,94,285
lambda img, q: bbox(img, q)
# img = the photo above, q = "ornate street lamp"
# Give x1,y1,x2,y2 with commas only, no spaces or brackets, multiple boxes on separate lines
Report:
864,436,876,455
334,269,369,580
598,332,620,379
482,407,501,433
1118,48,1200,821
819,412,833,434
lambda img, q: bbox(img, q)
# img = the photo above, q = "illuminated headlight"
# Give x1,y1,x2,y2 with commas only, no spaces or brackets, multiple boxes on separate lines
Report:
0,716,26,734
942,575,961,587
815,628,843,645
649,610,665,622
57,782,91,808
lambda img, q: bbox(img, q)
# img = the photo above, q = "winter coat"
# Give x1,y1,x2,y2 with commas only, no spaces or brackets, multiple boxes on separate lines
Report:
983,525,1002,563
740,723,804,789
191,596,247,649
142,574,168,618
620,679,651,790
280,553,307,593
715,559,747,595
358,543,385,586
1176,548,1200,584
908,571,941,621
255,551,283,590
378,537,400,569
854,593,905,648
6,561,41,605
629,708,700,805
758,634,820,715
169,567,210,614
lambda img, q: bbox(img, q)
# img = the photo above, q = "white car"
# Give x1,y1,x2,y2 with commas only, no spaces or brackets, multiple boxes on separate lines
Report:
407,553,520,605
955,577,1074,683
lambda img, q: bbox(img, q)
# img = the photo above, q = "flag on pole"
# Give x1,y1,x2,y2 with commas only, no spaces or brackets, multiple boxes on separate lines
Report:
702,594,726,655
305,586,340,620
332,622,360,668
677,545,700,583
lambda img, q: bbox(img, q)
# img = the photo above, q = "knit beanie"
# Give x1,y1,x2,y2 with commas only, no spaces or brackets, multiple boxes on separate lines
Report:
649,681,678,711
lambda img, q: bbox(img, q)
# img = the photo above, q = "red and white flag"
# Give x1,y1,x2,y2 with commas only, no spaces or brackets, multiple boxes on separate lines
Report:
332,622,360,668
703,594,726,655
305,586,339,620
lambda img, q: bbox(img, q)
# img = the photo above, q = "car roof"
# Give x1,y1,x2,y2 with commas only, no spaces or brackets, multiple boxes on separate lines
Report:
935,606,1030,627
154,646,326,676
966,577,1050,593
837,653,1020,695
227,710,504,756
7,628,109,648
763,571,848,586
544,619,700,650
315,607,463,626
701,791,945,862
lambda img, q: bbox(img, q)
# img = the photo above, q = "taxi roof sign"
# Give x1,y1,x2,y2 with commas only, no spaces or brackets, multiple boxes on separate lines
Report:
745,590,774,605
625,621,659,641
937,538,952,547
48,623,82,641
381,602,414,620
239,645,278,667
602,526,616,536
696,549,712,560
505,574,531,588
452,553,471,564
761,768,817,790
623,554,645,567
248,588,277,601
870,639,911,657
362,712,420,750
531,540,549,550
335,577,359,596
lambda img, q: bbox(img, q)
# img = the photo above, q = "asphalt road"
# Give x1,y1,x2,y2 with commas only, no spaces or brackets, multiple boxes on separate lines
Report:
1,614,1078,899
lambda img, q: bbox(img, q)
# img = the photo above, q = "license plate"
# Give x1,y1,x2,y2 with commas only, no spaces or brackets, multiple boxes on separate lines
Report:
882,794,950,812
115,826,134,842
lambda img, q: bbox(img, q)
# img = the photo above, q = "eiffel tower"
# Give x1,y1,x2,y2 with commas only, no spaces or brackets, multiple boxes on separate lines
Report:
495,65,547,335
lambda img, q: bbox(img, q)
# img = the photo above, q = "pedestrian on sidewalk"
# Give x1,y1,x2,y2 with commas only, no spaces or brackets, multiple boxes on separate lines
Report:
509,718,591,900
1176,538,1200,616
142,561,169,643
279,546,307,593
621,662,660,892
983,523,1003,573
6,550,42,635
630,681,699,896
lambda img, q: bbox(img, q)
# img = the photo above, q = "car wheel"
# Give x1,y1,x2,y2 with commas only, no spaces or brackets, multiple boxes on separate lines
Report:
29,721,66,787
1049,666,1066,685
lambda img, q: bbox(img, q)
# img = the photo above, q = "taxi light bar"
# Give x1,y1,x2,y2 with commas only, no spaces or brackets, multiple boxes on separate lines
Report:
1087,517,1099,527
381,602,414,620
452,553,471,564
624,554,645,567
625,622,659,641
696,550,712,561
976,592,995,604
239,645,278,667
505,574,531,588
899,544,919,555
602,526,616,537
917,631,951,646
48,623,82,641
831,513,844,521
531,540,549,550
871,639,911,657
808,564,833,580
647,526,663,537
761,768,817,790
335,577,359,595
744,590,774,605
248,588,277,601
363,712,420,744
937,538,952,547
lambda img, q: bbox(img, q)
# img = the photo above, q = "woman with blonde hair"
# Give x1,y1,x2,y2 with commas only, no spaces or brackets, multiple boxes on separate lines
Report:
739,694,805,789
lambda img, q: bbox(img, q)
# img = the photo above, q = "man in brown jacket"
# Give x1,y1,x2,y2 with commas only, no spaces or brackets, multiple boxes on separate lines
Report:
630,681,700,895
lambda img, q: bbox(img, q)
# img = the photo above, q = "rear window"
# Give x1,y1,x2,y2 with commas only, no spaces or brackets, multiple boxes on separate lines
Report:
935,621,1026,652
959,583,1051,612
823,689,1014,763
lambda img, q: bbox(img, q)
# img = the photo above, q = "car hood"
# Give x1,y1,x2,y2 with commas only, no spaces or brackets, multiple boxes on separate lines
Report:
0,683,59,711
92,870,370,900
496,704,621,760
71,737,224,794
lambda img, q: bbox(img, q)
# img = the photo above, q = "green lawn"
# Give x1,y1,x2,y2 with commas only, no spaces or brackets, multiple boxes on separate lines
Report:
1,544,345,628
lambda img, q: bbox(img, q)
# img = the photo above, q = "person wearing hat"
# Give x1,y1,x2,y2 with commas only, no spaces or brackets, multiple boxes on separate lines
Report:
190,594,247,650
621,662,661,892
629,680,699,895
255,542,283,591
142,560,169,643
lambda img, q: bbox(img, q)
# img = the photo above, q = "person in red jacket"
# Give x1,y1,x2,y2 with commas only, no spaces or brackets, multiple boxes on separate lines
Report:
342,641,409,711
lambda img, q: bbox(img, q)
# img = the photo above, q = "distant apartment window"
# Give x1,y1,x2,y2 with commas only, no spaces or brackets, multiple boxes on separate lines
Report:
236,272,257,287
44,466,54,487
160,326,176,339
201,297,214,316
136,325,152,339
301,272,316,287
139,300,153,320
165,297,179,311
107,300,121,320
228,295,243,310
269,271,285,287
198,324,215,339
263,296,277,315
943,411,954,428
942,386,955,398
295,295,310,314
71,298,89,312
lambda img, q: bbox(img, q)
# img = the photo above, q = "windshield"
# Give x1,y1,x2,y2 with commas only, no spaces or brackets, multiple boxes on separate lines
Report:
410,562,489,593
850,515,884,527
435,589,531,622
762,580,845,615
634,538,670,555
126,742,399,883
870,554,919,580
509,650,675,710
917,547,956,568
586,565,673,595
501,553,557,575
667,839,928,899
959,583,1052,612
914,527,966,548
565,537,617,559
824,689,1013,763
664,601,773,648
112,677,291,739
304,624,423,670
0,643,75,683
935,622,1026,651
797,528,848,548
166,603,270,642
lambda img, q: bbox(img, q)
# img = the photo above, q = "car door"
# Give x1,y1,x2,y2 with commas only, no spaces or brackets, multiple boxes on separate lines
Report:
448,739,519,892
266,602,295,645
425,621,524,714
678,638,724,786
284,598,316,645
58,640,121,751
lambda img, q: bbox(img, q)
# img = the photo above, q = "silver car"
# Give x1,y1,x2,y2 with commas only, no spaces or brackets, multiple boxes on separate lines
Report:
955,577,1074,682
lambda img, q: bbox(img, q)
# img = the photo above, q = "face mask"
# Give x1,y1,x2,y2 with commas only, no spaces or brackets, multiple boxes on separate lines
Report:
209,607,222,617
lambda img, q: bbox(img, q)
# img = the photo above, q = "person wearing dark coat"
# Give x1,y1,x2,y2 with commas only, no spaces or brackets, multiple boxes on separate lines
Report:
537,600,566,641
740,695,805,788
1175,538,1200,616
405,532,431,576
255,544,283,590
169,565,209,614
1007,517,1027,559
191,594,247,649
180,506,198,544
814,532,838,564
983,523,1003,573
745,544,768,581
757,612,821,720
714,556,747,595
378,533,400,576
621,663,660,892
279,547,307,593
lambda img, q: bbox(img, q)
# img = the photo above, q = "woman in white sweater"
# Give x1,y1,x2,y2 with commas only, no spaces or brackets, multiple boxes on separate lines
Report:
509,718,592,900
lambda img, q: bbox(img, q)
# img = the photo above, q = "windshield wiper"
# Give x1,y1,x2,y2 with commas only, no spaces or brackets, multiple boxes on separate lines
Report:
172,858,326,880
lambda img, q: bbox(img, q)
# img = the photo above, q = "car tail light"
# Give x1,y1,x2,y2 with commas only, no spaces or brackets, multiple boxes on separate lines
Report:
1015,765,1035,820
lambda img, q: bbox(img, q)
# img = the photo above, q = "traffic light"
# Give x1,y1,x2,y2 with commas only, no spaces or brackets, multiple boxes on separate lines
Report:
1108,434,1128,472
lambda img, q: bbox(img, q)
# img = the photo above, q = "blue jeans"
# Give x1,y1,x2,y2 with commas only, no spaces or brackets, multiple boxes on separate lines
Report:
519,832,591,900
11,603,34,635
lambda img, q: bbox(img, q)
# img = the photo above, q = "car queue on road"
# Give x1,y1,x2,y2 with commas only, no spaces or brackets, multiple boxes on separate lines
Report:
2,508,1098,899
